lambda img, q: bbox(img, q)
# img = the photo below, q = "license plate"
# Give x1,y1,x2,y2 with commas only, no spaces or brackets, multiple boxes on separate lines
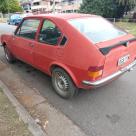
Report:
118,54,130,66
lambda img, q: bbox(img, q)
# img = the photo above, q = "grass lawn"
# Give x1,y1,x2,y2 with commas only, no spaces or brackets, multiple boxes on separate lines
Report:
116,22,136,36
0,88,32,136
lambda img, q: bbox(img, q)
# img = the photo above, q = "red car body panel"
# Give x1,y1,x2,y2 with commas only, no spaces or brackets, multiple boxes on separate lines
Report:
1,14,136,89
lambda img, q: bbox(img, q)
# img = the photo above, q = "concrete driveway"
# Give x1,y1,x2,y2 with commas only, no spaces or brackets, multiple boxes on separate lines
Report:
0,23,136,136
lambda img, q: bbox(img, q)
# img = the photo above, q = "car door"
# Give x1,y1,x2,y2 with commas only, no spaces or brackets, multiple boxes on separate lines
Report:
34,19,63,73
12,18,41,65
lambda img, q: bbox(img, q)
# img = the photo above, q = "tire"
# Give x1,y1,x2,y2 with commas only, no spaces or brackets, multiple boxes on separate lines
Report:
52,67,78,99
4,46,15,63
15,23,18,26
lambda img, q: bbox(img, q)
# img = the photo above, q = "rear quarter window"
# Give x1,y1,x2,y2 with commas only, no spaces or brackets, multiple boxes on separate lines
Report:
69,17,127,44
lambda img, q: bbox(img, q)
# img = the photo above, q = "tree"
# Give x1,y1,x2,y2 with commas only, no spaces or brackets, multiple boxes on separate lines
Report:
9,0,23,13
117,0,136,5
116,0,136,15
80,0,117,18
80,0,136,18
0,0,22,13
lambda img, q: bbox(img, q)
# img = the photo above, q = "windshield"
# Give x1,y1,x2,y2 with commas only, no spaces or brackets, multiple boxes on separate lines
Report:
69,17,127,44
11,14,21,19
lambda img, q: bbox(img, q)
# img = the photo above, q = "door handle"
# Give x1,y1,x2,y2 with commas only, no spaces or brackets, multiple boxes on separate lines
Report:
28,43,34,47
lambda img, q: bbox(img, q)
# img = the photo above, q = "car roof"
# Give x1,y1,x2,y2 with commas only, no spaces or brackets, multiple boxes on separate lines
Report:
26,13,98,20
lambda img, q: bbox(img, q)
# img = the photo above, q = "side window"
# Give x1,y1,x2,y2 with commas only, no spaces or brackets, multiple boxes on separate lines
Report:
16,19,40,40
39,20,61,45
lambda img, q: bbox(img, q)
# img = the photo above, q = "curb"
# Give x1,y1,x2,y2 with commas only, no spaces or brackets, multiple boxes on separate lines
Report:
0,80,47,136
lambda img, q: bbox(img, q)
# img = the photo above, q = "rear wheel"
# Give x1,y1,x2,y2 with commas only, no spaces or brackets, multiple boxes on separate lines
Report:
4,46,15,63
52,68,78,99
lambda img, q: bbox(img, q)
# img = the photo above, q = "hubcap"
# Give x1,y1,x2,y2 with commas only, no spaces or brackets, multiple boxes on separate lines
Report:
54,72,69,93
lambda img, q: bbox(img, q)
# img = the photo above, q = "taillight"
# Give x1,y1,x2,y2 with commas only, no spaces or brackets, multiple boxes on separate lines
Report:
88,66,104,81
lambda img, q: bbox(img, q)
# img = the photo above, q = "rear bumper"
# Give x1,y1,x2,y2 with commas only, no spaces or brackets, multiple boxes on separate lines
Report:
82,59,136,88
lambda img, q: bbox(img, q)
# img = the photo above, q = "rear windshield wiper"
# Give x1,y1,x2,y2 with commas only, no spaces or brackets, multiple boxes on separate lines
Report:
99,37,136,55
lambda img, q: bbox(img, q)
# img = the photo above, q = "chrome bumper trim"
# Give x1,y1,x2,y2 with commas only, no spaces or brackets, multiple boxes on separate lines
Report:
82,60,136,87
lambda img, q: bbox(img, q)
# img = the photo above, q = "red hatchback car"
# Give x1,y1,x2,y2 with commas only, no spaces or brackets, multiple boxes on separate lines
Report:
1,14,136,99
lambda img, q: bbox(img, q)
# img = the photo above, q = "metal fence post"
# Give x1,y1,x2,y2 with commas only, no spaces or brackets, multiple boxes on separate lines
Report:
114,18,116,23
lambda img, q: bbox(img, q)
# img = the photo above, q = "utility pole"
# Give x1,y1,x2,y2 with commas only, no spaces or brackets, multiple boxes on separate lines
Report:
52,0,55,13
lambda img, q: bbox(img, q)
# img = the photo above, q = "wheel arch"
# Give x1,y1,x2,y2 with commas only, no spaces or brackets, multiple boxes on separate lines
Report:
1,41,7,47
49,62,79,87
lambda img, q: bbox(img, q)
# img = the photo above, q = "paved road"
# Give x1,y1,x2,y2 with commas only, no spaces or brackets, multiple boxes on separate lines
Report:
1,23,136,136
0,23,16,35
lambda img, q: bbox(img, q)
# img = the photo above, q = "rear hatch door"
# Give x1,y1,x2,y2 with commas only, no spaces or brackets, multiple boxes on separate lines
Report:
96,34,136,78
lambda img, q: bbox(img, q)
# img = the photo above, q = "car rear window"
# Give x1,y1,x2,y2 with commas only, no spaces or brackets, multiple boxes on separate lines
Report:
68,17,127,44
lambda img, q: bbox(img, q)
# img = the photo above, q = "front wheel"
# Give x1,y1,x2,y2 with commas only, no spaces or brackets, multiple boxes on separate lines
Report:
52,68,78,99
4,46,15,63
